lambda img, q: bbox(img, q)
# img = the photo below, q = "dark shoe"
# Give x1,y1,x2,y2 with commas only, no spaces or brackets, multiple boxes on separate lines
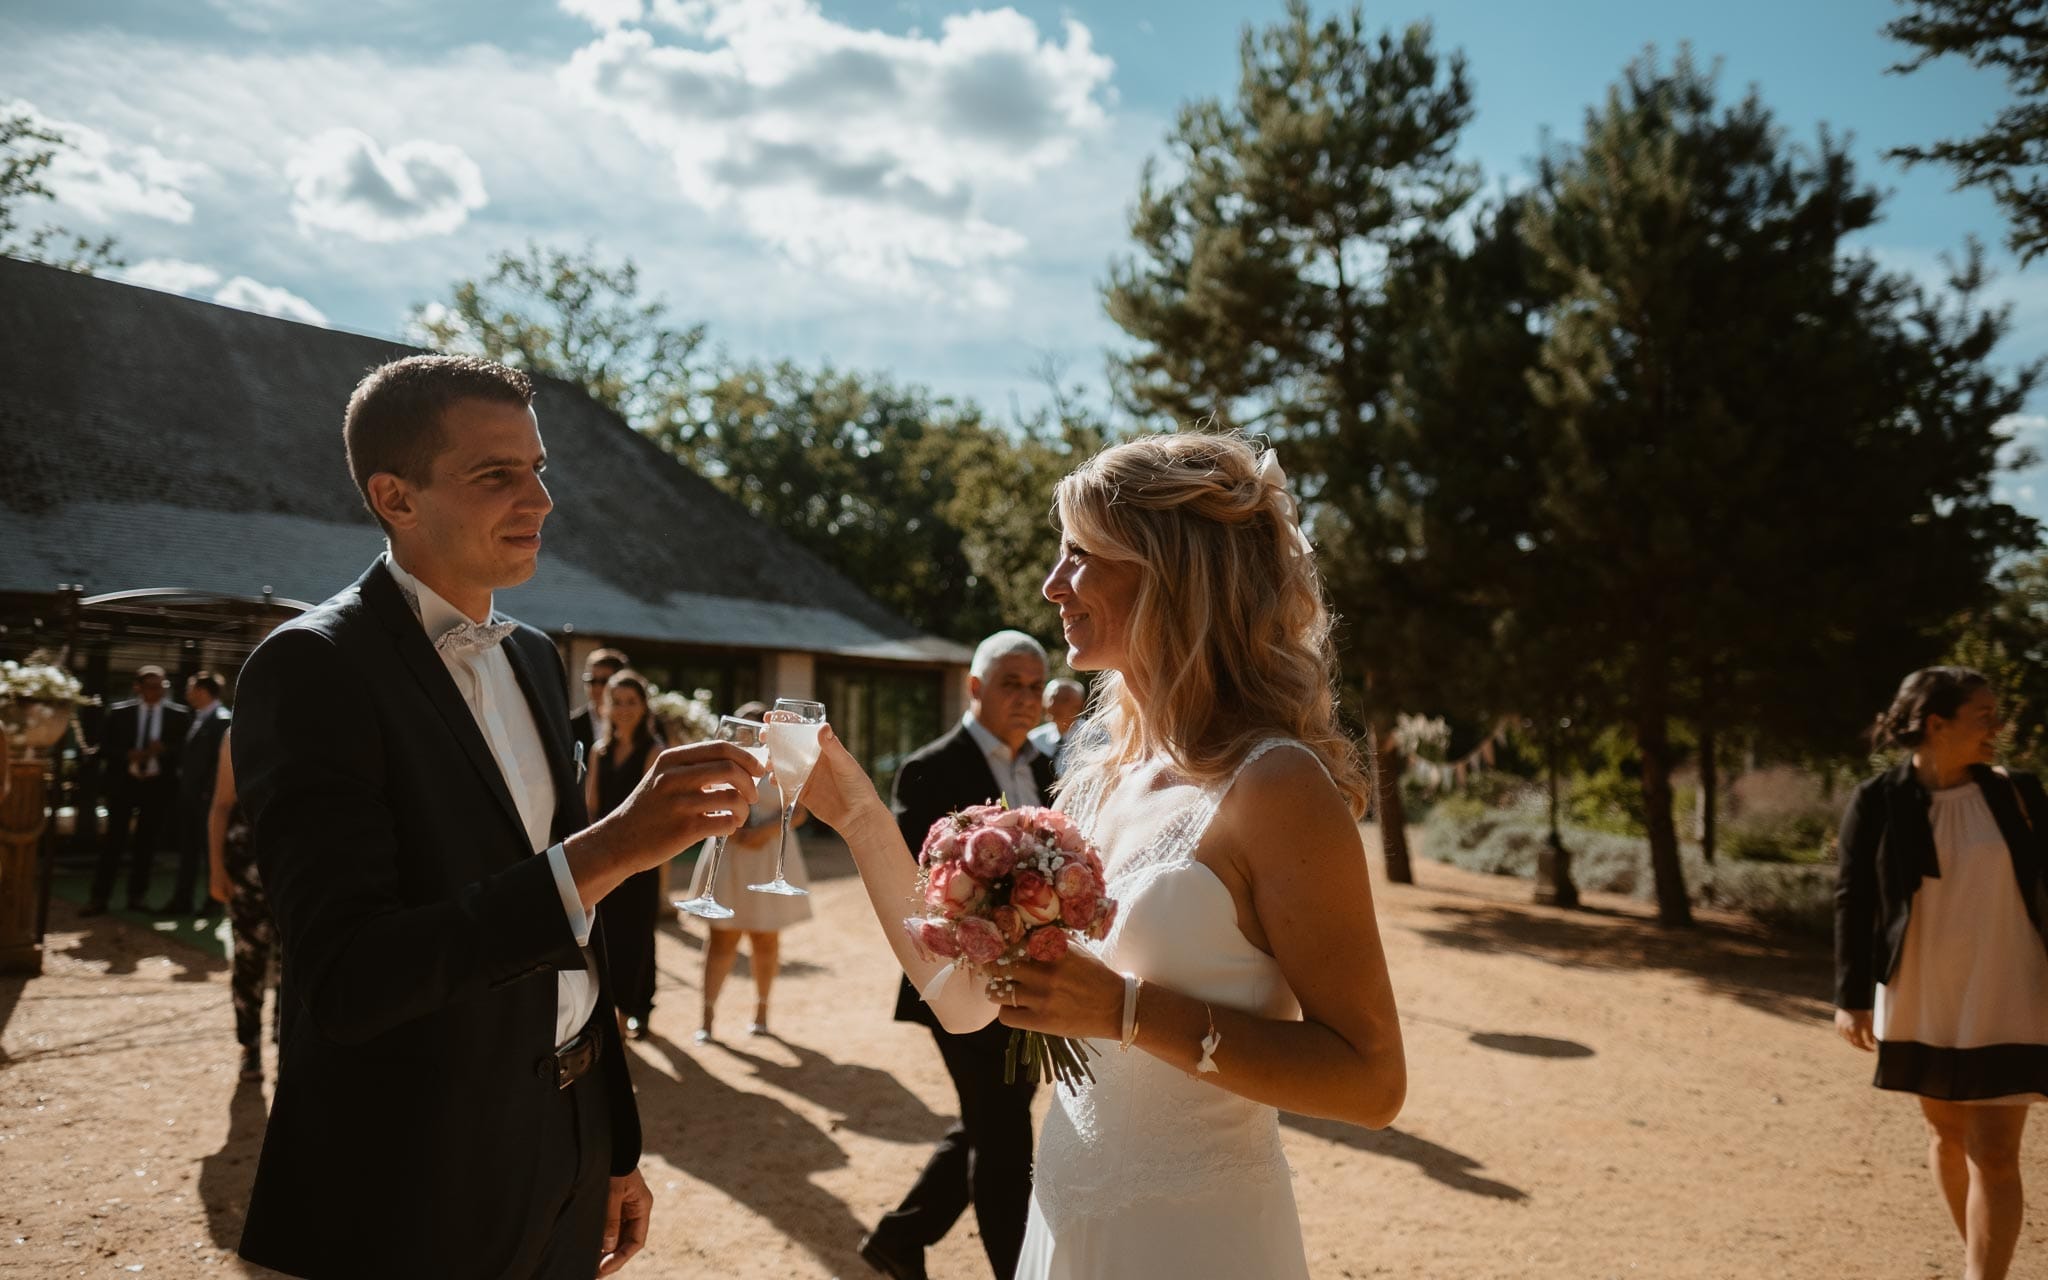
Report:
238,1047,262,1082
154,902,194,918
78,902,108,918
858,1232,927,1280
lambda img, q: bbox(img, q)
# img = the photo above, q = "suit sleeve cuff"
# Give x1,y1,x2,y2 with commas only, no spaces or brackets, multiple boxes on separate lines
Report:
546,843,595,945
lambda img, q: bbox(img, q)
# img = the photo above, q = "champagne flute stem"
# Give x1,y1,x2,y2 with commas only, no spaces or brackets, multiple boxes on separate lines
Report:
773,802,798,883
698,835,725,903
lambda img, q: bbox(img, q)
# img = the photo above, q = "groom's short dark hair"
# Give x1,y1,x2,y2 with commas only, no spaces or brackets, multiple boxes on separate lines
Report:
344,355,535,528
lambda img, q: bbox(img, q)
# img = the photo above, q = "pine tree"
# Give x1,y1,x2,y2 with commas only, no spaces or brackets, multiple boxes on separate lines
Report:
1103,1,1476,881
1522,50,2036,925
1887,0,2048,262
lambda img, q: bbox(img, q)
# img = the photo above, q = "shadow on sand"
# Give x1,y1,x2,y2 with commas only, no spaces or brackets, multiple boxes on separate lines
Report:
197,1075,270,1251
1411,900,1832,1025
717,1033,950,1145
631,1032,871,1276
1282,1113,1529,1201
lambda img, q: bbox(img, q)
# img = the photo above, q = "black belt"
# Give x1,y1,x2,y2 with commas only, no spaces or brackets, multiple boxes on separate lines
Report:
537,1024,601,1090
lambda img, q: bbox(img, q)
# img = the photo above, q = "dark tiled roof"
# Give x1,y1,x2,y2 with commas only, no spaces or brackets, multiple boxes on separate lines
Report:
0,257,969,665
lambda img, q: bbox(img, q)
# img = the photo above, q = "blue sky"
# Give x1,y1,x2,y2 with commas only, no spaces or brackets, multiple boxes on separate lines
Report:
7,0,2046,518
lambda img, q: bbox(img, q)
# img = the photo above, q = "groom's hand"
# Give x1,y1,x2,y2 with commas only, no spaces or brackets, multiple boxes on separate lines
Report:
597,1167,652,1276
565,741,764,909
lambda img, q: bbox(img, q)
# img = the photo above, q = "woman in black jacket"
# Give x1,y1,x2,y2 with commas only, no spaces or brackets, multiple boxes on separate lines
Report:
1835,666,2048,1280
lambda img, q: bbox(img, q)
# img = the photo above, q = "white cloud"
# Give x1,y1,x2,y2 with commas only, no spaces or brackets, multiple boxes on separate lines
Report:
559,1,1115,297
114,256,327,325
5,98,204,225
561,0,646,30
214,274,328,324
286,128,488,242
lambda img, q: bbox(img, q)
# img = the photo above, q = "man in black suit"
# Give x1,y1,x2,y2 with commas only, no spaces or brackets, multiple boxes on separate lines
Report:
159,671,231,916
861,630,1055,1280
232,354,762,1279
83,665,191,915
571,647,630,756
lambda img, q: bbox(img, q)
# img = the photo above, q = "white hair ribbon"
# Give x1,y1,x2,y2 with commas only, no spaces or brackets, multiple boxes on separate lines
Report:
1255,449,1314,560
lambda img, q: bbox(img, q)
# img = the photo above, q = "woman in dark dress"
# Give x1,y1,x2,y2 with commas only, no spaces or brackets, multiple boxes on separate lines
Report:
1834,666,2048,1280
589,670,662,1040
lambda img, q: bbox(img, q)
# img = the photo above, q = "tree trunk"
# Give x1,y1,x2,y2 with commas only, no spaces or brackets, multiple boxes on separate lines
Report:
1637,707,1693,927
1698,719,1717,865
1376,734,1414,885
1538,729,1579,908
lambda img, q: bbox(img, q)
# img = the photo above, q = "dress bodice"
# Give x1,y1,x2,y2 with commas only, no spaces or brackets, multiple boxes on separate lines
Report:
1033,739,1314,1228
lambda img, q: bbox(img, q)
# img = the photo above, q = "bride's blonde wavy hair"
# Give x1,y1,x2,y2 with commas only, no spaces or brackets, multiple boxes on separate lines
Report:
1055,431,1371,817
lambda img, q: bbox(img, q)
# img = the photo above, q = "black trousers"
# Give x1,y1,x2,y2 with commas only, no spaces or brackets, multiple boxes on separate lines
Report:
601,868,660,1023
91,776,176,908
875,1020,1036,1279
502,1046,616,1280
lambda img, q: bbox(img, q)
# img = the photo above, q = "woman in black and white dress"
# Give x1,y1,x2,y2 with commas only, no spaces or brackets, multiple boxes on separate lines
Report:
1835,666,2048,1280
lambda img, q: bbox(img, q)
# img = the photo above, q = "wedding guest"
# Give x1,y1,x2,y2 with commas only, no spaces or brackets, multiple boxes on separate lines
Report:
804,434,1405,1280
83,665,191,916
162,671,231,917
1028,677,1086,761
856,631,1052,1280
1835,666,2048,1280
572,648,630,756
231,353,761,1277
207,726,280,1081
589,669,663,1041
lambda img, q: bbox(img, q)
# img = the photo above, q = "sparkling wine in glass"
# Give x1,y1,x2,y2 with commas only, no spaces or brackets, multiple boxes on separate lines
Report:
750,699,824,897
674,715,768,920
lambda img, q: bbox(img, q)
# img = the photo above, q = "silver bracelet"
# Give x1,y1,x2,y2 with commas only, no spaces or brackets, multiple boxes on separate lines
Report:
1119,973,1143,1051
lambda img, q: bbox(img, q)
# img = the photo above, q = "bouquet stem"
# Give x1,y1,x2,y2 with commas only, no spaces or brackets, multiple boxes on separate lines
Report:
1005,1030,1098,1092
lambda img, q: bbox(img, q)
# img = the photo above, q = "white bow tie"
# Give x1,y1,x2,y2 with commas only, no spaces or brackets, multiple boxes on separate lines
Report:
434,618,518,660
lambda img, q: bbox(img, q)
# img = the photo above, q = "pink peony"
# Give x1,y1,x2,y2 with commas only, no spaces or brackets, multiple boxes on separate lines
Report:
1011,870,1061,927
926,861,986,919
1053,862,1099,901
993,807,1034,833
963,827,1020,881
925,830,965,865
1086,898,1118,942
906,917,961,960
1059,893,1099,929
1051,819,1088,855
959,803,1003,824
921,816,956,857
1025,925,1068,962
953,915,1006,965
992,905,1026,945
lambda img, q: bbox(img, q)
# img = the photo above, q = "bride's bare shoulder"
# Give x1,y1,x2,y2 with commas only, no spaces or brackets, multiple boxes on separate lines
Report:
1215,742,1359,865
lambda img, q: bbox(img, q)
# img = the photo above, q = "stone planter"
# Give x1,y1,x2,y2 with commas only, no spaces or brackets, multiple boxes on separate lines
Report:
1,699,74,758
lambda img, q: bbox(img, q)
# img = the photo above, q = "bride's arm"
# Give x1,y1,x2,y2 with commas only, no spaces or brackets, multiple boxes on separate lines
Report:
1001,749,1406,1129
800,728,1000,1034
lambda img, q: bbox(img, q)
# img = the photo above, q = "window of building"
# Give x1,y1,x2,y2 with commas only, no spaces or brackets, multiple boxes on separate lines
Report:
816,663,944,800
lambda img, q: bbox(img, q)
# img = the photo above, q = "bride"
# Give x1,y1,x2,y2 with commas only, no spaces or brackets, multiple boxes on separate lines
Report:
803,432,1406,1279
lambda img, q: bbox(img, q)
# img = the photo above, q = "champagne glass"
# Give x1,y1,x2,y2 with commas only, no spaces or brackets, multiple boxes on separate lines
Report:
749,699,825,897
673,716,767,920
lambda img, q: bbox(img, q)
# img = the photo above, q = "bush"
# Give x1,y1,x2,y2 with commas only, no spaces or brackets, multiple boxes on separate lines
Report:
1420,805,1835,938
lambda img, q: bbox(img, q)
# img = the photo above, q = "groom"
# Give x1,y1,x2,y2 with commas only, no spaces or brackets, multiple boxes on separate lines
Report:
233,354,762,1279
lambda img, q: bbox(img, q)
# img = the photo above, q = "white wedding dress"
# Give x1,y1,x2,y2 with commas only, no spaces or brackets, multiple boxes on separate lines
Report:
1015,739,1313,1280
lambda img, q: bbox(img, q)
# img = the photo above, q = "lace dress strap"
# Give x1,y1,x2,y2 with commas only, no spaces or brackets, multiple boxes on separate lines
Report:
1096,738,1326,893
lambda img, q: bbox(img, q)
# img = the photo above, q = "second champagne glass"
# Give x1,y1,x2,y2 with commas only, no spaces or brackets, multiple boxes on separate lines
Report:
673,715,768,920
750,699,825,897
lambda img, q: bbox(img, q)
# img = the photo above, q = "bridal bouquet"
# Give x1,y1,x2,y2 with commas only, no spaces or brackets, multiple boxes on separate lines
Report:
903,804,1117,1090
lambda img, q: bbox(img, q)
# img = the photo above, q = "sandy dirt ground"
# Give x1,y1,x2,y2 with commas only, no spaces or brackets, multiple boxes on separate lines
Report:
4,828,2046,1280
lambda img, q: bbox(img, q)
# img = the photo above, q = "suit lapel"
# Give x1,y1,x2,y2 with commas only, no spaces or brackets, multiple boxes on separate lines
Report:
501,630,585,842
360,562,529,851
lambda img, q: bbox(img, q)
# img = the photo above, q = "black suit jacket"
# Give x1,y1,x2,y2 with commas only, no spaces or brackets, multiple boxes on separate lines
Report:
179,704,231,812
1835,760,2048,1010
100,697,192,794
232,561,640,1279
889,722,1057,1028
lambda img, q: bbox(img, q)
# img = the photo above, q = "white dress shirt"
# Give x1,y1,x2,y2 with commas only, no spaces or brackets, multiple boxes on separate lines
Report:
1026,721,1061,762
962,712,1044,809
384,554,598,1047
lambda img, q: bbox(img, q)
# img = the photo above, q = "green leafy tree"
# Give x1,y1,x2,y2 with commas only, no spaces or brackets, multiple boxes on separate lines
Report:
1,106,122,273
1887,0,2048,262
409,241,706,443
1522,51,2036,925
1103,0,1477,882
1949,550,2048,772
